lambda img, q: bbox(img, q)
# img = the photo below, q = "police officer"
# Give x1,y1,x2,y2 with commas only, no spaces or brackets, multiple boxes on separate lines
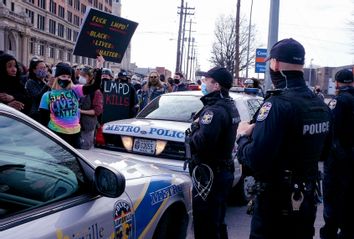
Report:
236,38,331,239
188,67,240,239
320,69,354,239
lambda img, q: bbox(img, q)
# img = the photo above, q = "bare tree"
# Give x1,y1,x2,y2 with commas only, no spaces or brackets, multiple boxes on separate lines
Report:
210,14,257,78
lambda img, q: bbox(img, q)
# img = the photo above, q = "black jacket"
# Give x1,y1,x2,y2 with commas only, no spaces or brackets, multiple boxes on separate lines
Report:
191,90,240,168
237,71,331,182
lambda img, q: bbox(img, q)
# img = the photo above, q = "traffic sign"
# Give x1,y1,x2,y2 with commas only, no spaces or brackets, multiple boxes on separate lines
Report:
255,48,267,73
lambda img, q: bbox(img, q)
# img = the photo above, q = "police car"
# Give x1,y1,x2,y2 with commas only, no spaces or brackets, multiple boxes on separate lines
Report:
0,104,192,238
95,91,263,202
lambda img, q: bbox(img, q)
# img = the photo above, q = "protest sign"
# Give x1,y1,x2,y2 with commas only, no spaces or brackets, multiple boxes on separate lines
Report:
101,80,133,123
73,8,138,63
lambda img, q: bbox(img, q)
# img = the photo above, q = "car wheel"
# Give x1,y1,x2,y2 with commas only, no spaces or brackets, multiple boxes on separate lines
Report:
152,203,188,239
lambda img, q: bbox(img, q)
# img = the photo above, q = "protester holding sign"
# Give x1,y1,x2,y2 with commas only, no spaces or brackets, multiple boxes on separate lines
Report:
78,66,103,150
39,56,104,148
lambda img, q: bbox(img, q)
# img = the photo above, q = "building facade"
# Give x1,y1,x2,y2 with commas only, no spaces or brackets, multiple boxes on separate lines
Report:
0,0,131,70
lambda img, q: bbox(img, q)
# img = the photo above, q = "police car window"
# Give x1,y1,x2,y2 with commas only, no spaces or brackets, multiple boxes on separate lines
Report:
0,115,86,218
137,95,203,122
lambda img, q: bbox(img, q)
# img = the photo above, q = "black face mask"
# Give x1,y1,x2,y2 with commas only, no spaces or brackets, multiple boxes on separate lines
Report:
269,67,285,87
58,79,71,88
174,79,180,84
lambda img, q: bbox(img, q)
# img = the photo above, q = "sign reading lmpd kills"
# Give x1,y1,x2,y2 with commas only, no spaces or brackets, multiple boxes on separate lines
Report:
73,8,138,63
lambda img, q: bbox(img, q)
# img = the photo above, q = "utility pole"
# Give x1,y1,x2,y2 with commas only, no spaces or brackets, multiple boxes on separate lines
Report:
245,0,254,79
181,3,195,74
189,39,196,81
264,0,280,91
235,0,241,83
186,20,193,81
175,0,184,73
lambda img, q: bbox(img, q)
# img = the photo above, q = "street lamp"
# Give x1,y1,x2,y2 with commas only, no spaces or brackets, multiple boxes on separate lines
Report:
245,0,254,79
309,58,314,87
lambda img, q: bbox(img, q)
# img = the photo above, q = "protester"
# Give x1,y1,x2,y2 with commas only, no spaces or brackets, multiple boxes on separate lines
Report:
320,69,354,239
137,79,149,111
148,71,166,102
314,86,325,101
173,72,188,91
78,66,103,149
236,38,331,239
38,56,103,148
186,67,240,238
118,70,139,117
25,58,52,120
0,53,32,114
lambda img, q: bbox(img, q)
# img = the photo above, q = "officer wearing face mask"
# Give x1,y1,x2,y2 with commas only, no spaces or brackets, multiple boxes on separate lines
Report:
186,67,240,239
320,69,354,239
236,38,331,239
172,72,188,91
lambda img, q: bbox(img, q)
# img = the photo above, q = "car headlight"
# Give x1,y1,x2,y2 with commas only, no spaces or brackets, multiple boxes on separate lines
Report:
121,136,133,151
155,140,167,155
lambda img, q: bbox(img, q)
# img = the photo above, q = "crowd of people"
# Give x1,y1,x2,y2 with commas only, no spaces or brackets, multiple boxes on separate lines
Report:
0,52,189,150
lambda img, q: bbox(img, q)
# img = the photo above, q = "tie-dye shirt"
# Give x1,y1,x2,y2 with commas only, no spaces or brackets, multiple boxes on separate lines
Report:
39,85,84,134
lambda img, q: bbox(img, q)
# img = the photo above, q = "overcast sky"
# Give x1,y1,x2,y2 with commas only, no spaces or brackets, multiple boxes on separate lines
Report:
122,0,353,76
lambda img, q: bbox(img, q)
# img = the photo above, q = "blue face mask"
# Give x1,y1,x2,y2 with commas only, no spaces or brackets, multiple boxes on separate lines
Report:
201,83,208,95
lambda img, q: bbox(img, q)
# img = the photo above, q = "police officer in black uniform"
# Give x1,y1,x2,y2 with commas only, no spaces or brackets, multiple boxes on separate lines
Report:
320,69,354,239
187,67,240,239
236,38,331,239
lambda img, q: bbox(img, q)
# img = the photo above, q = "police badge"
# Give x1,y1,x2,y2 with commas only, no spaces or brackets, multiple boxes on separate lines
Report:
257,102,272,121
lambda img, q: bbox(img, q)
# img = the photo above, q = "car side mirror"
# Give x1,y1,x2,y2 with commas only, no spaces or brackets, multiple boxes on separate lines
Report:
94,166,126,198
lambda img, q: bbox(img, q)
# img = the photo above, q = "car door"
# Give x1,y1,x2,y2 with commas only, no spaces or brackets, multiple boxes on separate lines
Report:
0,113,134,239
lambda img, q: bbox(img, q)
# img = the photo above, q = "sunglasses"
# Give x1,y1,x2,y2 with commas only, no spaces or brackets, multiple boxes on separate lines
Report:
149,76,158,79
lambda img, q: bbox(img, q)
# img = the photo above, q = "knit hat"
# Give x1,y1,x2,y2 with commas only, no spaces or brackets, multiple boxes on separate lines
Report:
335,69,353,83
55,62,73,77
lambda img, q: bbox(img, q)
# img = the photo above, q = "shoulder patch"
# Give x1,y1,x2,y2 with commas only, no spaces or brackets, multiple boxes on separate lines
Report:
257,102,272,121
328,99,337,110
201,111,214,124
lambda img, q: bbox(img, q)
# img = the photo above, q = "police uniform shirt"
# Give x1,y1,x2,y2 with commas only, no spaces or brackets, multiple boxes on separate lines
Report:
237,78,331,182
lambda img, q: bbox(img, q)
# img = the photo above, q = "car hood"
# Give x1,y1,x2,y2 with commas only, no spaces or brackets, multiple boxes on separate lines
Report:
79,149,185,180
102,118,190,143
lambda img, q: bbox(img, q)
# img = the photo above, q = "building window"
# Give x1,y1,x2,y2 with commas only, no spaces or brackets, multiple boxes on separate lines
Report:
81,57,86,64
58,6,65,18
27,0,34,4
11,2,14,11
75,55,80,63
98,3,103,10
49,19,56,34
49,46,55,58
67,11,72,23
58,24,64,38
29,38,35,54
68,0,72,6
39,42,45,56
94,0,98,8
88,0,92,4
109,0,112,6
74,0,80,10
81,4,86,14
26,9,35,24
49,0,56,14
66,28,72,41
38,0,46,9
73,15,80,26
58,49,64,60
67,52,72,62
73,30,79,41
37,14,45,31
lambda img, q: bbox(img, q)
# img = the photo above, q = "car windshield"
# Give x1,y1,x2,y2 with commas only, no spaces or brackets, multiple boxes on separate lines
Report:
137,94,203,122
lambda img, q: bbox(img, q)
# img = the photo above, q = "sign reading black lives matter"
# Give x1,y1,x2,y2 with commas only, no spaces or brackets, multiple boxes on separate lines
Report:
73,8,138,63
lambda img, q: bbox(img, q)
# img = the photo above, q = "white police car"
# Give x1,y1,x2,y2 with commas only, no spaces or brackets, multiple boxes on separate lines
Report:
95,91,263,202
0,104,192,238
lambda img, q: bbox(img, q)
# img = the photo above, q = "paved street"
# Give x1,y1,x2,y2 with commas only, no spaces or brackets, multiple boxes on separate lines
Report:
187,203,324,239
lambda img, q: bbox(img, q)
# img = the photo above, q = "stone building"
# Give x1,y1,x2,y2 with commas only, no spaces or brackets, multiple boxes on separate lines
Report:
0,0,131,70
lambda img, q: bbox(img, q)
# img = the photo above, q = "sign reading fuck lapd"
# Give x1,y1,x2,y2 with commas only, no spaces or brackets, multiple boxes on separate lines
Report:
73,7,138,63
